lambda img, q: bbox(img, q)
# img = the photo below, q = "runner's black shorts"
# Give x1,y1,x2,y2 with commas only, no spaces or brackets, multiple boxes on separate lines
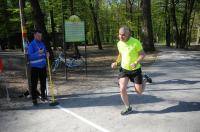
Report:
118,67,143,84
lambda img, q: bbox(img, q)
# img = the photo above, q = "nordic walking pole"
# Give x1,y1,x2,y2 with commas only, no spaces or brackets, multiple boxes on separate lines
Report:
47,56,59,106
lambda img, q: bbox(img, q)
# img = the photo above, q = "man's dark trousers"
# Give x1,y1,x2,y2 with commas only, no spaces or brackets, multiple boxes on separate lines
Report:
31,67,47,101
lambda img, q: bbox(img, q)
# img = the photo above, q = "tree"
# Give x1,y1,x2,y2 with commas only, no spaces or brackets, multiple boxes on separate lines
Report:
170,0,196,49
49,1,56,50
1,0,199,52
0,0,9,49
141,0,155,51
29,0,54,58
179,0,195,48
170,0,181,48
0,0,21,49
89,0,103,50
165,0,171,47
127,0,134,21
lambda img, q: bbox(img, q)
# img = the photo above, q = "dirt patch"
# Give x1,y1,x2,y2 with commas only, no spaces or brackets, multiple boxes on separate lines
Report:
187,45,200,51
0,45,158,109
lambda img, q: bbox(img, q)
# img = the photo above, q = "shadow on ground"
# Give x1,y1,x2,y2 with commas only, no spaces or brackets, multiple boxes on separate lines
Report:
1,92,162,110
2,92,200,115
57,92,163,108
152,79,200,85
139,101,200,114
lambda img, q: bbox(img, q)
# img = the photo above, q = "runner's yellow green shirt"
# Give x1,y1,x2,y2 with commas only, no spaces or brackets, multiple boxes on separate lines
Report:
117,37,143,71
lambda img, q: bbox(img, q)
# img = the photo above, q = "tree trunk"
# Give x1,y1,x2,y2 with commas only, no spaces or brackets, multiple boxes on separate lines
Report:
137,16,141,38
166,18,171,47
165,0,171,47
179,0,195,49
196,27,200,45
186,0,195,47
128,0,134,22
179,1,188,48
170,0,180,48
29,0,54,59
141,0,155,51
106,5,110,43
89,0,103,50
187,11,195,48
69,0,75,15
50,10,56,50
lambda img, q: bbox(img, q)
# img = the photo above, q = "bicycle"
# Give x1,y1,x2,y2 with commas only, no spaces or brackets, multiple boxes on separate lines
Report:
52,52,84,72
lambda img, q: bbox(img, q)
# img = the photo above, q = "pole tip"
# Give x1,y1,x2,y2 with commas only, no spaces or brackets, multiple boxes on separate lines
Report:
49,101,59,106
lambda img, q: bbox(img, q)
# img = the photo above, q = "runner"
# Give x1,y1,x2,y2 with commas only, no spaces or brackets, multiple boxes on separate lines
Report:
111,26,152,115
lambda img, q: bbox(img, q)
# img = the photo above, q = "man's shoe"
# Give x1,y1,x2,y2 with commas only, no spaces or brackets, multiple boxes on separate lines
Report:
144,74,152,83
41,97,49,103
121,106,133,115
33,100,38,106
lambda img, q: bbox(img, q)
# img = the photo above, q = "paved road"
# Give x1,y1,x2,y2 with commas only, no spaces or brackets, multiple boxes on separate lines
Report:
0,47,200,132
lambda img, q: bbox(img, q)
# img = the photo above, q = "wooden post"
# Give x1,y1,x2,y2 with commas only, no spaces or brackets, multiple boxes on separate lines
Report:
61,0,68,80
19,0,31,93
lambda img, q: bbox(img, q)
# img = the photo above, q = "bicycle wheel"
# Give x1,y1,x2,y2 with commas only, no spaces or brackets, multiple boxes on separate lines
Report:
72,58,84,67
52,59,60,72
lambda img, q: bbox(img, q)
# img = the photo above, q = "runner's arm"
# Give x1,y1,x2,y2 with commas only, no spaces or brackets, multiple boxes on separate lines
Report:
111,53,121,69
115,53,121,65
134,50,145,65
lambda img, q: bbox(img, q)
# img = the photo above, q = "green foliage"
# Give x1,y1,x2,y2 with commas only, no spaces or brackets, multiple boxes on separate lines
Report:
0,0,199,47
0,0,20,38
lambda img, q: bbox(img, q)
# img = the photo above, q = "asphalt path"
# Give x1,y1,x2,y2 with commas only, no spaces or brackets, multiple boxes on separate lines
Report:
0,47,200,132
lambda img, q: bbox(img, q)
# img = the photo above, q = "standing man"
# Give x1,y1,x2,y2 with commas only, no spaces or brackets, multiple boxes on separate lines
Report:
111,26,152,115
28,30,49,106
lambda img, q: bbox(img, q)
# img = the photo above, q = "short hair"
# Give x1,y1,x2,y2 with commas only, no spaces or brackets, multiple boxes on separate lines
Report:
119,26,130,33
34,29,42,34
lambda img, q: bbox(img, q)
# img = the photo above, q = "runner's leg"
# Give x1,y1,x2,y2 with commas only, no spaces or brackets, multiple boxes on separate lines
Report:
119,77,130,107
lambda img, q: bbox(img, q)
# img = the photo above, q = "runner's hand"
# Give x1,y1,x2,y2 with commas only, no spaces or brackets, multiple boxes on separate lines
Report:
111,62,117,69
130,63,137,69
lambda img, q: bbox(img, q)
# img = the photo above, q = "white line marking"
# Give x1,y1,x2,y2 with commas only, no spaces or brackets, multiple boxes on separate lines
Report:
56,105,110,132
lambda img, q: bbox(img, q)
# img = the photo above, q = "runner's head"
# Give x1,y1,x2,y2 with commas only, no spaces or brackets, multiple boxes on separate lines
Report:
119,26,131,42
34,29,42,41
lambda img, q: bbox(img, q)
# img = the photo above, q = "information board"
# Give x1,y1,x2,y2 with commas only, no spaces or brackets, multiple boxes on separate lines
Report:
64,21,85,42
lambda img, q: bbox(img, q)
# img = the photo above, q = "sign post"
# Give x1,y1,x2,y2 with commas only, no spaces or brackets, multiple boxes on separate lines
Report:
64,15,87,79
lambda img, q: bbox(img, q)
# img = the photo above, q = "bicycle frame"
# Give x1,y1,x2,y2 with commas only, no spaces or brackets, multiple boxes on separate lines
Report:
52,52,84,72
